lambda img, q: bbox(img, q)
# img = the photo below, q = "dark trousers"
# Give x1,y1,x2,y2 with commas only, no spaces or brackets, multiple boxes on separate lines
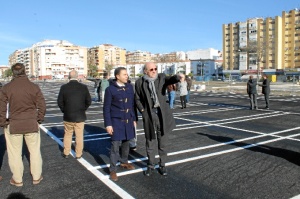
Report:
146,109,167,168
249,94,257,109
180,95,187,108
110,140,130,172
264,93,269,108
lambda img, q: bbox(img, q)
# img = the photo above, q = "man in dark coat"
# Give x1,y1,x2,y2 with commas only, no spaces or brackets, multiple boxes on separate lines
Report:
259,74,270,109
103,67,137,181
135,62,182,176
247,75,258,110
57,70,91,159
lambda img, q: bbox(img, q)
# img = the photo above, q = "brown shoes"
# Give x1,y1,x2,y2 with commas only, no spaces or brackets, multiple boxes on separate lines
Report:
120,163,135,170
10,178,23,187
110,171,118,181
33,176,43,185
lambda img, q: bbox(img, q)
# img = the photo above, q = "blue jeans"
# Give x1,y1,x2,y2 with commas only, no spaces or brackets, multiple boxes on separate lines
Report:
168,91,175,108
186,90,190,103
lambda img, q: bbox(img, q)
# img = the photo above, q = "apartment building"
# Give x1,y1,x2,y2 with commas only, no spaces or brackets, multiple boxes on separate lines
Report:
125,50,153,63
9,40,88,79
9,48,34,76
223,8,300,72
0,65,9,78
88,44,126,76
32,40,87,79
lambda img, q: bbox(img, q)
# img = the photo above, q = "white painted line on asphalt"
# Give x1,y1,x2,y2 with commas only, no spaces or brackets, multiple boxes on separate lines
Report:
112,131,300,178
39,124,135,199
90,126,300,170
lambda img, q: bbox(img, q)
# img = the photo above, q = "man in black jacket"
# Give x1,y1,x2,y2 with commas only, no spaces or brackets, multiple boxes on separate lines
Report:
57,70,91,159
259,75,270,109
247,75,258,110
135,62,182,176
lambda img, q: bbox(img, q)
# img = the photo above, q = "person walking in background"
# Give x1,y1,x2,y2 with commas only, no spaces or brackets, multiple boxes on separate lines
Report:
58,70,91,159
135,62,182,176
259,74,270,109
87,77,101,102
179,74,188,109
247,75,258,110
185,76,192,103
103,67,137,181
100,73,110,103
0,63,46,187
167,83,176,109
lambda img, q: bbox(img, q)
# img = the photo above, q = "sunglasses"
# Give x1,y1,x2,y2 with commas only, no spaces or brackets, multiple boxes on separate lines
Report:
149,68,157,72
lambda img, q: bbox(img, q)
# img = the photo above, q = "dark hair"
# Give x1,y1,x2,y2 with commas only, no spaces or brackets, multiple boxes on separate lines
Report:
114,67,126,79
11,63,26,76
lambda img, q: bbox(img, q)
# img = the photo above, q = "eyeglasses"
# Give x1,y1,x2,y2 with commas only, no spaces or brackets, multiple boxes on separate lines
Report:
149,68,157,72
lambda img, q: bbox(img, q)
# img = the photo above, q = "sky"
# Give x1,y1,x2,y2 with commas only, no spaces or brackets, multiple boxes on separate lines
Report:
0,0,299,65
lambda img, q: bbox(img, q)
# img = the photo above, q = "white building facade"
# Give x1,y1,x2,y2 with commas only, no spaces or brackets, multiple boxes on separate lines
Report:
186,48,220,60
32,40,87,79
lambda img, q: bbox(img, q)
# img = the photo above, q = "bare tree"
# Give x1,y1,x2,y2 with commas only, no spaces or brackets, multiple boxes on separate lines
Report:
239,39,267,83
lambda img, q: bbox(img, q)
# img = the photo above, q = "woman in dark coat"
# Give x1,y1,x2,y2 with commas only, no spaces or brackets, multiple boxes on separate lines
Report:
103,67,137,182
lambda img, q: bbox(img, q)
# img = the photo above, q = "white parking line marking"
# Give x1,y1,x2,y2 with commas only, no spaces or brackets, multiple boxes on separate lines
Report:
39,124,134,199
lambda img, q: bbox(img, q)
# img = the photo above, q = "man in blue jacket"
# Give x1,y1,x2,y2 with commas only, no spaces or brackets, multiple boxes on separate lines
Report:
57,70,91,159
103,67,137,181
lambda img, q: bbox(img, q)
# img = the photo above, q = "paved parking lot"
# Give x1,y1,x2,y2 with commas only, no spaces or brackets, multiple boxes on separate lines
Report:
0,81,300,199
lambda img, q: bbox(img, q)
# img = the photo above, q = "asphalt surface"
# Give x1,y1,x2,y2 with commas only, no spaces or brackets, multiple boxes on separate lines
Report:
0,81,300,199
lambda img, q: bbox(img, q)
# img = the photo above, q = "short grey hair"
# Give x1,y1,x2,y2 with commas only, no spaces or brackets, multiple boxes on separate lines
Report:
69,70,78,79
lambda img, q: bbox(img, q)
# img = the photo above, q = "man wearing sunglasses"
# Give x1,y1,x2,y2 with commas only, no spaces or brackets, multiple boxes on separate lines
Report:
135,62,183,176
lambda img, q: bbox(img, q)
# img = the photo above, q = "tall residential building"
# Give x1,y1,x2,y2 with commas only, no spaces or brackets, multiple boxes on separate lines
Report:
88,44,126,76
9,48,33,76
9,40,88,79
223,8,300,71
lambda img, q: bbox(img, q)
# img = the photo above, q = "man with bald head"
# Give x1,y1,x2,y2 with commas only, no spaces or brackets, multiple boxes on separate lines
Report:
135,62,183,176
58,70,91,159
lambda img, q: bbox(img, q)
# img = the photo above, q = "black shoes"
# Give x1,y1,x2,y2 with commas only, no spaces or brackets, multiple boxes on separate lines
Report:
130,146,137,151
159,166,168,176
144,167,155,176
144,166,167,176
61,153,69,159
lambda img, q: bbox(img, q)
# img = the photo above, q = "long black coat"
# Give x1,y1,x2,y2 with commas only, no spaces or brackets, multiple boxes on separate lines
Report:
57,80,91,122
135,73,180,140
261,79,270,94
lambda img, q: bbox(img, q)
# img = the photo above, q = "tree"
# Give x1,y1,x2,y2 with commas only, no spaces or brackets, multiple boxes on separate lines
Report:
88,65,98,77
105,62,114,76
240,39,267,84
3,69,12,78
